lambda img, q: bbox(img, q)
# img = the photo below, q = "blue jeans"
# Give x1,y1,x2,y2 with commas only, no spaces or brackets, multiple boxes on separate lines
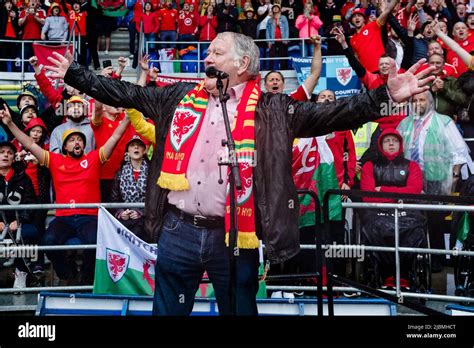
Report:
152,211,260,316
14,223,39,272
41,215,98,282
160,30,177,48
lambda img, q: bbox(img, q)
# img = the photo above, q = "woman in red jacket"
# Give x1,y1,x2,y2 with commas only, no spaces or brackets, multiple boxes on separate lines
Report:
198,4,217,42
360,128,425,290
137,1,159,51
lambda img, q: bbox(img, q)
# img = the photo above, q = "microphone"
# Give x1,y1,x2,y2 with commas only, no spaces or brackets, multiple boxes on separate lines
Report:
205,66,229,79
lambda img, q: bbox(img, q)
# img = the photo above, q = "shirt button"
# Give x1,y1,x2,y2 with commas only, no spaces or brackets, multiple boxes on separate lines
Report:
206,140,210,143
197,181,201,185
211,122,215,125
216,104,219,107
198,203,201,206
201,159,204,163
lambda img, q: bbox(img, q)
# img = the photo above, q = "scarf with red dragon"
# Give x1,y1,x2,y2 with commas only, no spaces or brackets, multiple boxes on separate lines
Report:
157,78,261,249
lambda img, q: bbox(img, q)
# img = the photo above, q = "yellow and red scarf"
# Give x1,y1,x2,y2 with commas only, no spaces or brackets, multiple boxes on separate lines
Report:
157,79,261,249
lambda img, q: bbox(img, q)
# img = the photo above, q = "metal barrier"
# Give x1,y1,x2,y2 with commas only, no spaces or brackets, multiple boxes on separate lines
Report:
144,37,313,75
321,189,474,310
2,196,474,308
0,38,78,84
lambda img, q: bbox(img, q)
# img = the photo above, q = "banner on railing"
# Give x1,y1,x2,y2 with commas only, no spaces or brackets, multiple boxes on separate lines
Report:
155,75,203,87
93,207,267,298
33,43,73,84
94,208,156,296
291,55,361,98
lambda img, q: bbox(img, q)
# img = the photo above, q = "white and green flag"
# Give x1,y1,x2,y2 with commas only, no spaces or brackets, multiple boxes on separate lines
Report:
94,207,156,296
94,207,267,298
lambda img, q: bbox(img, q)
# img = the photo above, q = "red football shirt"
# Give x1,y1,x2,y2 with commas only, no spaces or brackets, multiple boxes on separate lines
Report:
43,149,105,216
19,9,46,40
446,38,474,77
159,8,178,31
91,114,135,180
350,20,385,74
289,85,309,101
416,62,458,78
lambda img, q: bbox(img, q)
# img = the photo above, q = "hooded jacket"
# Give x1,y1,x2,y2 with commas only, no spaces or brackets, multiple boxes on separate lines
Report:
64,61,390,264
360,128,423,203
12,118,51,204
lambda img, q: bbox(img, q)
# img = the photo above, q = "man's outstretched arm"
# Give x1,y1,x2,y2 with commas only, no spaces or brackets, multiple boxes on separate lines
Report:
45,52,184,123
289,59,435,138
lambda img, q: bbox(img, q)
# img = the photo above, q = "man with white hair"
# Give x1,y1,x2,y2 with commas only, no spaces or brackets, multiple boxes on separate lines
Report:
397,90,473,272
45,31,435,316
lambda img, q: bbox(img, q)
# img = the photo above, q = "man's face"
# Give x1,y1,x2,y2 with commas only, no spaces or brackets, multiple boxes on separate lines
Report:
52,6,60,15
317,90,336,103
64,134,84,158
428,54,444,75
21,108,37,125
467,14,474,30
166,0,172,8
5,1,12,10
378,57,391,75
381,135,400,154
438,21,448,34
73,3,80,11
412,92,429,116
67,102,85,120
183,2,189,11
456,4,466,18
0,146,14,170
264,72,284,94
29,0,37,8
453,22,468,40
28,126,44,144
423,22,435,38
19,96,36,109
127,141,146,161
428,42,443,56
351,13,365,29
204,35,245,89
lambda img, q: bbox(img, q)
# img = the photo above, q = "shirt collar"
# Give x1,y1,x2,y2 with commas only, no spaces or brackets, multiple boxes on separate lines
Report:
228,81,247,102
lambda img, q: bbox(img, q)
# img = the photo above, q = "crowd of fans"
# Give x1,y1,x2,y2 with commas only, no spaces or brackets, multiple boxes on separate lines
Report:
0,0,473,298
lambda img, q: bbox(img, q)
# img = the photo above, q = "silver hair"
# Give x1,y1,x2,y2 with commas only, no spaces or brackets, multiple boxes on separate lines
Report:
216,32,260,78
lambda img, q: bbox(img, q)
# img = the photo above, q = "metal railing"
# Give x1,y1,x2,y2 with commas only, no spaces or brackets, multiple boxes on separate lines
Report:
0,38,78,84
2,196,474,308
321,189,474,309
144,37,313,75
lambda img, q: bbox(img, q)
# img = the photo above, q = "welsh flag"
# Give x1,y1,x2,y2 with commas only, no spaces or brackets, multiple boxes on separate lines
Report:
94,208,156,296
94,208,267,298
292,136,342,228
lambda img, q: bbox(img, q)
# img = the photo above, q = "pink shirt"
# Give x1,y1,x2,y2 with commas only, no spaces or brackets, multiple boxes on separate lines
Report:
167,82,247,217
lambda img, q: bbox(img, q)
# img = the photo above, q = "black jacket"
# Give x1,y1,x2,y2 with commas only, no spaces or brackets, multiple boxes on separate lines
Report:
0,7,19,39
64,62,389,263
388,14,429,65
0,167,37,224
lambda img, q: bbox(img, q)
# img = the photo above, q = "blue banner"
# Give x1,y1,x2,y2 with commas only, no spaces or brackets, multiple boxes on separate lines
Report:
292,55,362,99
